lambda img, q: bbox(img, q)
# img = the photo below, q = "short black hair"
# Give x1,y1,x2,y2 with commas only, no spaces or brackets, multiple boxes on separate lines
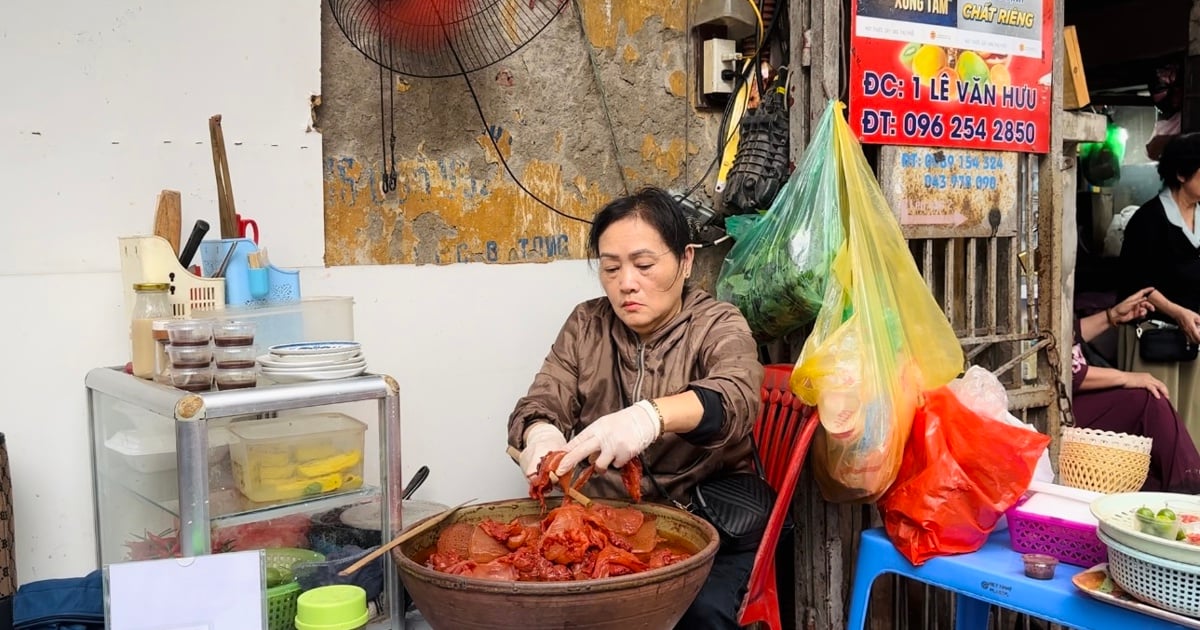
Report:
587,187,690,259
1157,133,1200,190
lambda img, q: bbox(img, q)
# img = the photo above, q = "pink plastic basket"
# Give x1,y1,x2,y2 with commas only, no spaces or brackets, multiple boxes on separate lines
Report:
1006,495,1108,568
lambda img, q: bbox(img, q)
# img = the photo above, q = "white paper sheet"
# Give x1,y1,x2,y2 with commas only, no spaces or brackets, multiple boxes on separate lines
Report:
106,550,265,630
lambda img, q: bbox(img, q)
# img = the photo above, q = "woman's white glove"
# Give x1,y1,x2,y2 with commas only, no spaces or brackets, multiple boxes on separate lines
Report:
555,400,661,476
519,422,567,480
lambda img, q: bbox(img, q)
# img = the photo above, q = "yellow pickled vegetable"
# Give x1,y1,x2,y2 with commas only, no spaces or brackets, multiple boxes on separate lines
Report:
341,473,363,491
273,472,343,496
294,443,337,462
259,463,295,480
296,450,361,477
251,447,290,467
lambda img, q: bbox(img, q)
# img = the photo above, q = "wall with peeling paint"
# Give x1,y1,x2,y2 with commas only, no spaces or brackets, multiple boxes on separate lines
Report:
320,0,718,265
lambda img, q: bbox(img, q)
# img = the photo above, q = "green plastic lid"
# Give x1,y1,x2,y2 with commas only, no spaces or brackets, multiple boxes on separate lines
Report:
294,585,369,630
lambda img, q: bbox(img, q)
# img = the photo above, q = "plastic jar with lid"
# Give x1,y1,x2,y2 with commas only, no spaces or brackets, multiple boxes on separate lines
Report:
131,283,172,379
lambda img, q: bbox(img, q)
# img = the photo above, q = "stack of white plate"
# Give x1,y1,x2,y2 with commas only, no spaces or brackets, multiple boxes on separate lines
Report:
258,341,367,383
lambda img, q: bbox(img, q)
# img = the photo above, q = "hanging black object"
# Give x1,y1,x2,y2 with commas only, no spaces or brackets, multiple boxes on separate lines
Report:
724,68,791,215
328,0,568,79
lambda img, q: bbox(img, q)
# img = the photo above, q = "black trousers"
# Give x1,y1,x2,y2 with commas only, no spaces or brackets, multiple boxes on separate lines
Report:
674,547,757,630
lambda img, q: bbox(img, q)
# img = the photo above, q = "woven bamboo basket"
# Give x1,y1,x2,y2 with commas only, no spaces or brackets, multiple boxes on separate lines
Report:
1058,427,1152,494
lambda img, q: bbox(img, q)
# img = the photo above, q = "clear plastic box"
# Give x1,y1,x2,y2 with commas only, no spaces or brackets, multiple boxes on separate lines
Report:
193,297,354,352
229,413,366,503
104,426,232,474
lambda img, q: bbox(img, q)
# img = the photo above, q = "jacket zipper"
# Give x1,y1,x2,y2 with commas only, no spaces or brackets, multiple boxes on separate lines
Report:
633,341,646,400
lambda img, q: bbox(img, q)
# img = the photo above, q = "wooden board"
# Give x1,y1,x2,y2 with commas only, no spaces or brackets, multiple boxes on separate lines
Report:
878,146,1019,239
153,190,182,255
1063,26,1090,110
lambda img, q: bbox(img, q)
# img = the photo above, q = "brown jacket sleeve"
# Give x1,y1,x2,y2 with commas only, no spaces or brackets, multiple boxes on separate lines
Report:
506,307,583,450
688,303,763,450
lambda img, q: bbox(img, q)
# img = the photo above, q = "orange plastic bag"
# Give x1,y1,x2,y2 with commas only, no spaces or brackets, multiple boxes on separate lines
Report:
878,387,1051,566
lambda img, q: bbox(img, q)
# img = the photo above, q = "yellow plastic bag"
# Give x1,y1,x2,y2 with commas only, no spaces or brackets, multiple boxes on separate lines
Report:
792,102,963,503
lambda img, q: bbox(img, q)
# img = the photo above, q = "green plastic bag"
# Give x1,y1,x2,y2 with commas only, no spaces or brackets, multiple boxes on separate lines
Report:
724,213,763,242
715,103,844,342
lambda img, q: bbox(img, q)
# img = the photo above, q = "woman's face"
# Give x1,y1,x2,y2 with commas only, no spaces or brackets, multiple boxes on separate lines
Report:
1181,170,1200,202
597,216,694,338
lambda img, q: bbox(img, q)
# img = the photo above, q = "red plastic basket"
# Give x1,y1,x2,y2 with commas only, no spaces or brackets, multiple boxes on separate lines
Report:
1006,495,1108,568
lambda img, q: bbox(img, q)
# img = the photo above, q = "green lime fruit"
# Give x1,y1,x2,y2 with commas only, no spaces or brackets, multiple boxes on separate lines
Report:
1179,529,1188,541
899,43,921,70
955,50,990,84
1158,508,1178,521
1137,506,1155,519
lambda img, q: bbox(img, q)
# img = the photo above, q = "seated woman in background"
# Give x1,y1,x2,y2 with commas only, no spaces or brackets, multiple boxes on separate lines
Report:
1119,132,1200,434
1075,288,1200,492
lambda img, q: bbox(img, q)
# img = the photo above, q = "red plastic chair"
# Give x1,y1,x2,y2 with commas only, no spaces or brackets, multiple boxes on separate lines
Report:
737,364,821,630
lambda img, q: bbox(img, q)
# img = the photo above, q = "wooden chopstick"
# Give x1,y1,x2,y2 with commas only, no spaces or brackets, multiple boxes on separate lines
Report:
505,446,592,506
337,498,475,577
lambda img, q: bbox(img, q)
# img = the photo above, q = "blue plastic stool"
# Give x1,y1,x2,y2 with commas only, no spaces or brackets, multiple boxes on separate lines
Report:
847,527,1189,630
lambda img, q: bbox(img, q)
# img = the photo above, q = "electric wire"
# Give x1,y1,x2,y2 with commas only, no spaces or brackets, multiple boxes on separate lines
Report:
448,37,594,224
677,0,785,207
572,0,631,196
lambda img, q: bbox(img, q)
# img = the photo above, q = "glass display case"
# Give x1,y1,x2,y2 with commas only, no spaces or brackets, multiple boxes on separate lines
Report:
86,367,404,629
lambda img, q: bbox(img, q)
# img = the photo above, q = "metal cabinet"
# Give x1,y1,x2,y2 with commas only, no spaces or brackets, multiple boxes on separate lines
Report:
86,368,403,629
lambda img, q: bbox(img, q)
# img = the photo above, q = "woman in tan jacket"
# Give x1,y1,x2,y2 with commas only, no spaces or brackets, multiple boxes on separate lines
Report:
508,187,764,629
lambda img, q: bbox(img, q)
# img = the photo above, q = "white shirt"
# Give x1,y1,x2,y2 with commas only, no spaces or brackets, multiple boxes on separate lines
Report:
1159,189,1200,249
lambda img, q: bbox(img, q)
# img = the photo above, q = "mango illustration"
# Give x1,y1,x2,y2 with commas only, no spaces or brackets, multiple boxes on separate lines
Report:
956,50,990,85
989,63,1012,87
899,42,921,70
912,45,947,80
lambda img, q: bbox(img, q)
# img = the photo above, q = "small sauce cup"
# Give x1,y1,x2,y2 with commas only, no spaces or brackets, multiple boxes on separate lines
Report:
1022,553,1058,580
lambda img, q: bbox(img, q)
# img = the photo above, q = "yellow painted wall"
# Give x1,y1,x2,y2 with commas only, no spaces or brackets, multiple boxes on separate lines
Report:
320,1,715,265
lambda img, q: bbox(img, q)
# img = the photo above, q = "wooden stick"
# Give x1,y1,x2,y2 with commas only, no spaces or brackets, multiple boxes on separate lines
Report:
337,498,475,577
505,446,592,506
208,115,238,239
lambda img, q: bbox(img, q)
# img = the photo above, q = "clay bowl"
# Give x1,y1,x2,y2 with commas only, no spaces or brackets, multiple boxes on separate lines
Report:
393,498,720,630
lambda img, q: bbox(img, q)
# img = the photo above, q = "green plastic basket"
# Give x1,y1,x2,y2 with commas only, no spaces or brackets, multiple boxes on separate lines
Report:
266,548,325,630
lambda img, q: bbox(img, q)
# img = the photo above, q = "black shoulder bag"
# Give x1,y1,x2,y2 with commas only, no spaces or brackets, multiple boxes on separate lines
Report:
1136,319,1199,363
642,442,791,553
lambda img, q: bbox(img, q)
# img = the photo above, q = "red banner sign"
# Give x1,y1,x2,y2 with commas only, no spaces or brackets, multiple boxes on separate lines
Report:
849,0,1054,153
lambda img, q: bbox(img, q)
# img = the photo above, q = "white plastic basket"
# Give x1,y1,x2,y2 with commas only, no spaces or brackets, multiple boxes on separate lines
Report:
119,236,225,319
1099,528,1200,618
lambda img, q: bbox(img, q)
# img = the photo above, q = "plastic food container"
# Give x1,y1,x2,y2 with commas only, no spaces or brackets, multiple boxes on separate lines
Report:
229,413,366,503
214,345,258,369
193,297,355,353
216,367,258,390
213,320,256,347
166,319,213,346
1022,553,1058,580
104,427,232,473
171,367,213,392
166,344,213,368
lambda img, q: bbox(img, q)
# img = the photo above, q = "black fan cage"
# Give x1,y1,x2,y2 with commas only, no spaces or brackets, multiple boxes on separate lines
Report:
330,0,568,78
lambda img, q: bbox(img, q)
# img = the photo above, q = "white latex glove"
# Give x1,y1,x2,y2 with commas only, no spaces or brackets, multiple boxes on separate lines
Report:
555,400,661,476
519,422,567,480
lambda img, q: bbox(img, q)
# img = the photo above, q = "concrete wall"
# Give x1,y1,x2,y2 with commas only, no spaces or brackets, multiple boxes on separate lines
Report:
320,0,719,265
